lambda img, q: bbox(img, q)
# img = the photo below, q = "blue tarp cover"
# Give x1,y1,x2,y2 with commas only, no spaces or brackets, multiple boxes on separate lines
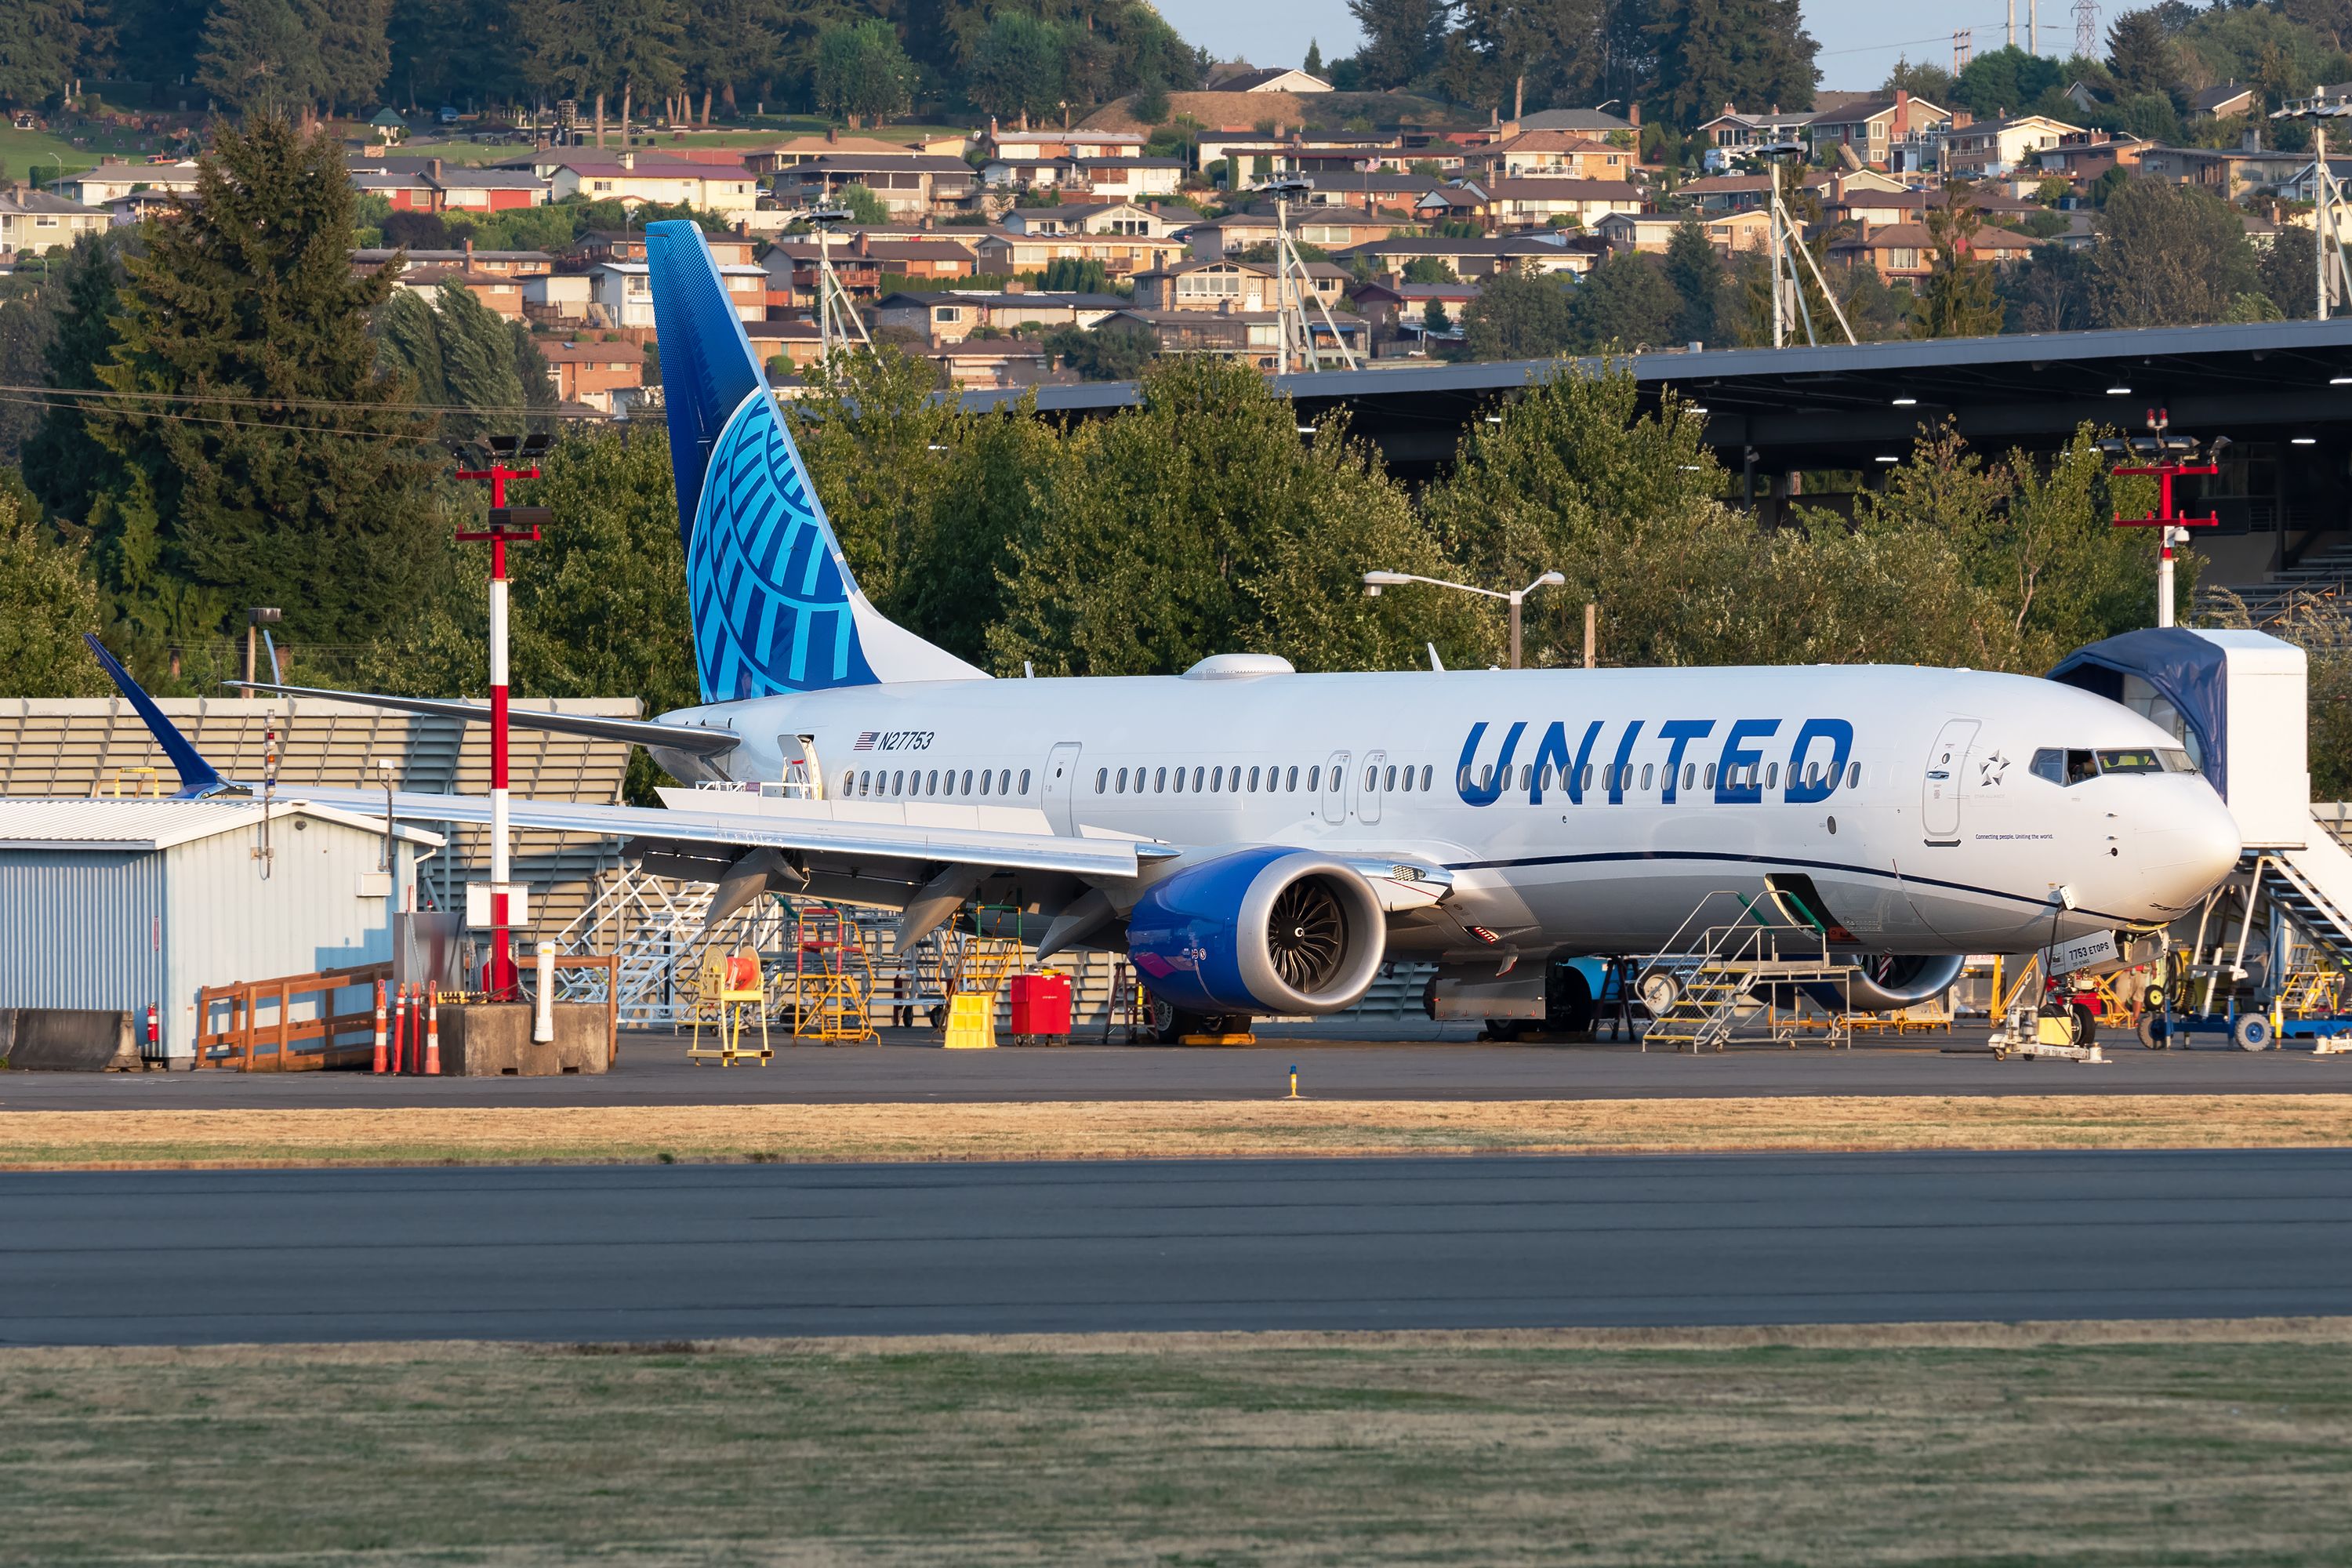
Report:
2046,627,2230,800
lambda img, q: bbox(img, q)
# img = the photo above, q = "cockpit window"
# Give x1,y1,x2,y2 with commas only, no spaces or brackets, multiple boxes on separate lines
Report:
2159,748,2198,773
2030,748,2063,785
2031,745,2201,785
2095,748,2165,775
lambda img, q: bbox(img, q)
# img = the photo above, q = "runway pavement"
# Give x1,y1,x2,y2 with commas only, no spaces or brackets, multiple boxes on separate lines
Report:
5,1028,2350,1109
7,1149,2351,1345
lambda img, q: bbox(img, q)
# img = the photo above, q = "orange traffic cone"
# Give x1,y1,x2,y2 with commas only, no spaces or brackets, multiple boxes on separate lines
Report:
393,985,409,1075
425,989,441,1076
372,980,388,1076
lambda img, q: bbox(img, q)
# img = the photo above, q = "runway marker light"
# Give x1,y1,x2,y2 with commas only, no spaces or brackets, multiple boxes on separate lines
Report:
1288,1065,1299,1099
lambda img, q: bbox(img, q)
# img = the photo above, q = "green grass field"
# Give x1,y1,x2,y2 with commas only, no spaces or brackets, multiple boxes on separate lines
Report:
7,1326,2352,1565
0,122,163,185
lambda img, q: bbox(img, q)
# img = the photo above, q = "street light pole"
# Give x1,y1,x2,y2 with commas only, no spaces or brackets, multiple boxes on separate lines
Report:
1362,568,1566,667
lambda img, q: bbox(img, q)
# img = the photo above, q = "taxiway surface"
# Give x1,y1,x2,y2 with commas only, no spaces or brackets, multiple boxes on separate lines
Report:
7,1149,2349,1345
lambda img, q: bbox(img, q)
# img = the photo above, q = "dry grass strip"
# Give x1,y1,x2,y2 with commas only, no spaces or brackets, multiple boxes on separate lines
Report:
5,1092,2352,1168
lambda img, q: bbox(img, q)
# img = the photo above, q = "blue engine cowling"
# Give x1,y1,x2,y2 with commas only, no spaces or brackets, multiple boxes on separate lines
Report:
1126,847,1387,1017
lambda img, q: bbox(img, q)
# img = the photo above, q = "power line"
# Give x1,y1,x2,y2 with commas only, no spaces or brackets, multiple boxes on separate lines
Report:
0,382,604,420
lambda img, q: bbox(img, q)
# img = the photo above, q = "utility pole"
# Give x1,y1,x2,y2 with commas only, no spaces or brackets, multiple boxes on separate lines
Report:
2073,0,2100,61
2029,0,2040,54
1258,176,1359,374
453,433,553,1000
804,205,871,365
1757,138,1855,349
2007,0,2016,50
241,607,279,697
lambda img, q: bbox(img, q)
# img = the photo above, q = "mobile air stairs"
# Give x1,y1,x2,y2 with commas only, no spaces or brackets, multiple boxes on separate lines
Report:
2051,627,2352,1044
1635,890,1858,1052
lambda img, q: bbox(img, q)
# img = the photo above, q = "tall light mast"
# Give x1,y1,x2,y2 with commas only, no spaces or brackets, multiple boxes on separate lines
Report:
805,205,871,363
1256,176,1359,374
2273,97,2352,321
1755,138,1855,350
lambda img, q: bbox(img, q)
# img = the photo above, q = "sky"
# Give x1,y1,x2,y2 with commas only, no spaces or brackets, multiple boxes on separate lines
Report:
1150,0,2089,99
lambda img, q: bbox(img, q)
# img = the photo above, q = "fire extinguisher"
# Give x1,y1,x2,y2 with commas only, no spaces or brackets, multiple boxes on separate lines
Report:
144,1004,159,1057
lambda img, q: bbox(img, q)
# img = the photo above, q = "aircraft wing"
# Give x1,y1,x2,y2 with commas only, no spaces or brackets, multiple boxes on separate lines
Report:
227,681,741,757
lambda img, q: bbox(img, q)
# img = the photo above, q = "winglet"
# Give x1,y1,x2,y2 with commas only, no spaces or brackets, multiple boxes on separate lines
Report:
83,634,232,799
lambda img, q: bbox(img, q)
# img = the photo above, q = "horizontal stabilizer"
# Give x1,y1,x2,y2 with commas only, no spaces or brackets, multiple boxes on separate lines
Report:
226,681,741,757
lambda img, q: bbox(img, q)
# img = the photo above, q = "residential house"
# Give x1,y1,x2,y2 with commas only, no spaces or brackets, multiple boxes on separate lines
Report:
1460,131,1636,182
1181,208,1396,260
1201,139,1404,183
1941,114,2085,180
1806,92,1952,170
55,160,203,205
1349,279,1482,336
1681,169,1831,212
521,271,594,322
745,132,941,175
1069,157,1185,200
871,289,1126,345
744,318,823,370
1203,64,1332,93
927,341,1056,390
538,339,644,414
493,151,759,213
1594,208,1770,253
981,129,1149,163
2135,143,2308,199
1130,257,1349,312
764,234,979,305
2034,129,2147,186
390,263,528,317
352,246,555,278
1827,221,1936,282
1515,107,1637,134
561,230,757,270
1108,306,1368,368
971,221,1186,279
589,258,765,327
1002,201,1180,238
105,190,179,227
350,158,549,212
1417,176,1642,230
1330,232,1603,280
775,154,977,217
2191,83,2259,122
2278,157,2352,202
1694,105,1818,159
0,188,108,253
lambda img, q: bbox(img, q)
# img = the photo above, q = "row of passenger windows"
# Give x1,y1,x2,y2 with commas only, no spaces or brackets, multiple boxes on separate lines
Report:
1094,762,1440,796
1469,757,1863,795
844,766,1029,800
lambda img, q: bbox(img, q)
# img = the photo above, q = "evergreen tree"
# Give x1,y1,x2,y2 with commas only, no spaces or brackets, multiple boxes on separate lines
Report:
0,0,102,108
1913,184,2007,339
377,284,553,441
196,0,322,114
2107,9,2178,100
1346,0,1446,89
0,291,56,466
0,488,105,698
303,0,394,116
1305,38,1324,76
1882,56,1955,103
1662,215,1723,345
813,18,913,128
1461,265,1575,360
1951,45,2062,118
1650,0,1819,125
968,13,1066,128
2089,178,2260,326
81,114,445,662
21,232,122,528
1569,249,1682,349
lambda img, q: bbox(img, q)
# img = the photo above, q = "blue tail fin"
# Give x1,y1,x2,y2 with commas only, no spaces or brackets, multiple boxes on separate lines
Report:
84,635,231,799
644,220,982,702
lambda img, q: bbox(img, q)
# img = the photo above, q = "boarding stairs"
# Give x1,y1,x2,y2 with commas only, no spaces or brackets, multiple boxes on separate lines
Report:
1636,892,1859,1053
2194,538,2352,628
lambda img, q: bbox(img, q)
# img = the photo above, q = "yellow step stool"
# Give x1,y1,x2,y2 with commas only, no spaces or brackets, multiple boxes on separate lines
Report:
942,991,996,1050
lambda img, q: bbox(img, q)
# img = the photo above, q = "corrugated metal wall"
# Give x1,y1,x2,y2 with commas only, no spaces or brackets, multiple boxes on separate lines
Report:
0,849,167,1034
164,818,416,1059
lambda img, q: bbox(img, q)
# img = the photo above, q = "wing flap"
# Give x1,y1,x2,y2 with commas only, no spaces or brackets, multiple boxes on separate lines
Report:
228,681,741,757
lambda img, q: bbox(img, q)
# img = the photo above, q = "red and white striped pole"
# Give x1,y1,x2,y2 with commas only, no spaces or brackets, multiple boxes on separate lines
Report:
455,440,546,1001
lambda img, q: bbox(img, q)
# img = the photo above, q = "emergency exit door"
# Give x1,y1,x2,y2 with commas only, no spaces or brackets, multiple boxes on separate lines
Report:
1041,742,1083,835
1921,719,1980,843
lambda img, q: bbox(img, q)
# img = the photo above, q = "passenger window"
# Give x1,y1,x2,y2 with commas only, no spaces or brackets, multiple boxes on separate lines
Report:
1385,765,1397,790
1156,766,1167,792
1212,765,1224,791
1192,767,1204,792
1704,763,1716,789
893,770,905,795
927,770,939,794
1683,762,1695,792
1018,769,1031,794
1580,764,1593,792
1309,766,1322,791
1000,769,1012,795
1766,763,1778,789
1421,764,1433,790
1096,768,1107,792
858,772,870,797
1363,765,1375,790
1116,766,1128,792
1848,761,1860,787
1249,765,1261,789
1641,763,1653,790
979,771,991,796
842,770,855,795
1174,767,1187,793
961,770,973,794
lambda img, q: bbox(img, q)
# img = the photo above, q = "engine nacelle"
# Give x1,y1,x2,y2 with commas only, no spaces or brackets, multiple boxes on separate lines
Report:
1821,953,1969,1013
1127,848,1387,1017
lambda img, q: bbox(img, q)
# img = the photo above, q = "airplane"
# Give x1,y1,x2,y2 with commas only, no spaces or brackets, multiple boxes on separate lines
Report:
87,220,2245,1041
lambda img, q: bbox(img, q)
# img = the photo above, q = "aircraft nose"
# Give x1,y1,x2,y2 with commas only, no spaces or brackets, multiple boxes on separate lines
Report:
2136,786,2243,912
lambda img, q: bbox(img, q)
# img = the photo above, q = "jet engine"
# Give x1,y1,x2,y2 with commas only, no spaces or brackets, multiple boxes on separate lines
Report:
1831,953,1969,1013
1126,848,1388,1017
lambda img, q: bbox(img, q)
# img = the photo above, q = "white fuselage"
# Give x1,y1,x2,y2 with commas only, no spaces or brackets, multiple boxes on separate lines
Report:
657,662,2243,958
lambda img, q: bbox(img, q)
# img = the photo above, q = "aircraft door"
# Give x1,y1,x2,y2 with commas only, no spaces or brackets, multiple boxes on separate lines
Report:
1359,750,1387,825
1042,741,1083,835
1322,750,1351,825
1921,718,1980,843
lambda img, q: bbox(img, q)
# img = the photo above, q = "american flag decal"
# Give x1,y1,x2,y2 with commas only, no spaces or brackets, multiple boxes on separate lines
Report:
853,731,877,750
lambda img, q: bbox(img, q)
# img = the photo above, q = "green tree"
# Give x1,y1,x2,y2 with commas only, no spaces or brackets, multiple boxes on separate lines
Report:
0,487,105,697
1422,296,1452,336
1401,255,1457,284
80,114,446,666
989,357,1463,676
0,288,56,466
2107,9,2180,100
197,0,321,114
1663,216,1724,345
306,0,393,115
1569,249,1682,349
786,344,962,618
1913,183,2007,338
2089,178,2261,326
1461,266,1575,360
1951,45,2063,119
1041,256,1111,294
1649,0,1820,126
376,284,556,442
20,232,122,528
1044,322,1156,379
1346,0,1447,89
1130,78,1170,123
834,182,889,225
1882,56,1955,103
1305,38,1324,75
813,17,913,129
969,13,1066,129
0,0,102,109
